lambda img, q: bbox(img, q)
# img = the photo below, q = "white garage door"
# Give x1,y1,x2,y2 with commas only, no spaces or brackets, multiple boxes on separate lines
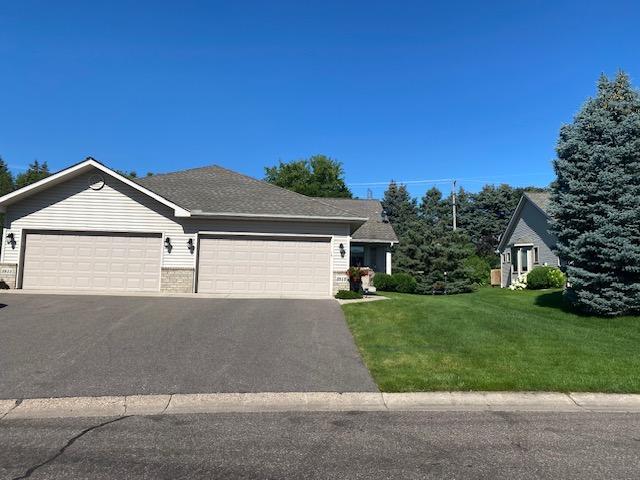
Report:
22,232,162,292
197,236,331,296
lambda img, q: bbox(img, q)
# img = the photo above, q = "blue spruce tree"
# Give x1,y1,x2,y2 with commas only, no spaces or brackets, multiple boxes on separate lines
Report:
551,72,640,316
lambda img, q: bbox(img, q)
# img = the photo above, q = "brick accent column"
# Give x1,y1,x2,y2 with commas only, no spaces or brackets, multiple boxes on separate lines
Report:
160,268,195,293
0,263,17,289
333,271,349,295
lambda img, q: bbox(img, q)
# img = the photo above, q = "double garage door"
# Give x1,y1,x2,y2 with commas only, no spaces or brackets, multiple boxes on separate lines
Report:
21,232,331,296
197,236,330,296
22,232,162,292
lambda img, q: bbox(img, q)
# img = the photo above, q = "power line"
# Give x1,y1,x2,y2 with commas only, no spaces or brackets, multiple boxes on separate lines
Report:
347,172,551,187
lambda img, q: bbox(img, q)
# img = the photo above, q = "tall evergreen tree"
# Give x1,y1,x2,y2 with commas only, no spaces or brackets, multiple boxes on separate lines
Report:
463,184,523,260
551,71,640,316
419,187,448,228
381,181,418,236
15,160,50,189
0,157,14,197
0,157,15,236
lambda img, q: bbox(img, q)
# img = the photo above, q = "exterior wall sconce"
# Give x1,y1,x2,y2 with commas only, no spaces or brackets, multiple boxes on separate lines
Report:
339,243,346,258
164,237,172,251
187,238,194,253
6,232,14,245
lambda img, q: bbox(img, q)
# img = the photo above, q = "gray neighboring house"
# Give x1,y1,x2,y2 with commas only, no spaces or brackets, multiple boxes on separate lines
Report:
0,157,397,297
497,192,560,287
312,198,398,274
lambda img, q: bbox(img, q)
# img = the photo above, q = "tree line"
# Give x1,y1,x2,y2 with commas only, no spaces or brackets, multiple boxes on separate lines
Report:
264,153,542,292
380,181,547,293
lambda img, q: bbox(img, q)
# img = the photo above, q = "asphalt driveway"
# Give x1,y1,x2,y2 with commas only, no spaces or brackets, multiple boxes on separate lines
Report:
0,294,376,399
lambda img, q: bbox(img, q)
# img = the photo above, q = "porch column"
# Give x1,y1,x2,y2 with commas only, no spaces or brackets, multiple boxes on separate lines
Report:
386,248,392,274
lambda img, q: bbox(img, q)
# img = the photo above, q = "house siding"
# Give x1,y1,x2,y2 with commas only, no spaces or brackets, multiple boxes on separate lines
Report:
499,199,559,287
1,168,351,294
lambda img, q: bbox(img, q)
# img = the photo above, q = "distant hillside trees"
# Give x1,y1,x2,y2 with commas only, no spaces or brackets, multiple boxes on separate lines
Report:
265,155,352,198
551,71,640,316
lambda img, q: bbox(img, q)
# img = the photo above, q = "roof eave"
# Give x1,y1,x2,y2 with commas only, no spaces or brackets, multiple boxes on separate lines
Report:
189,210,368,224
351,238,399,245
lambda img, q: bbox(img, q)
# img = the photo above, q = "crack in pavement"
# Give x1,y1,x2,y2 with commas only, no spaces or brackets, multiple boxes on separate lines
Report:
0,399,23,422
11,415,130,480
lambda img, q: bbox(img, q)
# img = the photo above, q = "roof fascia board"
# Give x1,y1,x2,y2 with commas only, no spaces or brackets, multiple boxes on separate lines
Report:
0,158,191,217
189,210,368,223
351,239,399,245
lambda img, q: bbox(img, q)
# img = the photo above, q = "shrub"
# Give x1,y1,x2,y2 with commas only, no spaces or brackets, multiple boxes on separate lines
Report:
335,289,363,299
372,273,398,291
526,266,566,290
393,272,417,293
464,255,491,285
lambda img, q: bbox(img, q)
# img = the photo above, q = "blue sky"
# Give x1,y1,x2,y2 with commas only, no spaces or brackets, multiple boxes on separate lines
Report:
1,1,639,198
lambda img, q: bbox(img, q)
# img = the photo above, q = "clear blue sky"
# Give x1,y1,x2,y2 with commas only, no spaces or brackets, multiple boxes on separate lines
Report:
1,1,639,198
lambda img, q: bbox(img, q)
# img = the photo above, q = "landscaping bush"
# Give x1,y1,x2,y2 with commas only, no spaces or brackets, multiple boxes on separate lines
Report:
526,266,566,290
464,255,491,285
393,272,418,293
335,289,363,299
372,272,417,293
372,273,398,291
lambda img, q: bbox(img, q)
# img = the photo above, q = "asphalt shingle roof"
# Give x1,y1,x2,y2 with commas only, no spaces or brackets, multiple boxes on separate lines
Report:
524,191,551,215
311,198,399,243
135,165,364,219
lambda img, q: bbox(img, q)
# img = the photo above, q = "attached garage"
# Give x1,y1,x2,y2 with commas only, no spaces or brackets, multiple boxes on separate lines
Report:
0,158,369,296
21,232,162,292
197,236,331,296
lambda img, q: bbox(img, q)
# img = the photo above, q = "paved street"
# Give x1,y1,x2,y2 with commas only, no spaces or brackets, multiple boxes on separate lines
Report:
2,411,639,479
0,294,376,398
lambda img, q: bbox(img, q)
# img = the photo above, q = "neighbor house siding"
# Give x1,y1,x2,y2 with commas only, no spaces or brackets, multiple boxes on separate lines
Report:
0,167,351,293
499,199,559,287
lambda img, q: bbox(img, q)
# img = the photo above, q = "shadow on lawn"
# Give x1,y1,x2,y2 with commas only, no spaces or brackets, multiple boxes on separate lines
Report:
534,290,593,317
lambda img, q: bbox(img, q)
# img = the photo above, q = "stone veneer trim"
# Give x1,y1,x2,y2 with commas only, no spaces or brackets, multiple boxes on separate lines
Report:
161,267,195,294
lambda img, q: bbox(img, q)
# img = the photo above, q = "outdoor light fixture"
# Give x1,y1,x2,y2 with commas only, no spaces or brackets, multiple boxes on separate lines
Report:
339,243,346,258
187,238,194,248
164,237,171,249
5,233,14,244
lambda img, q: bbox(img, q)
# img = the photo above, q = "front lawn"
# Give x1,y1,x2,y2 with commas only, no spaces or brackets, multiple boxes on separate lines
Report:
342,288,640,392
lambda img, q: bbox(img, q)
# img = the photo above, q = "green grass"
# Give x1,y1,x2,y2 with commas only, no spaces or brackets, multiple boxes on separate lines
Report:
342,288,640,392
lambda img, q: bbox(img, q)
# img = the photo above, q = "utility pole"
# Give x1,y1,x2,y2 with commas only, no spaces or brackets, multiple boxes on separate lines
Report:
452,179,457,231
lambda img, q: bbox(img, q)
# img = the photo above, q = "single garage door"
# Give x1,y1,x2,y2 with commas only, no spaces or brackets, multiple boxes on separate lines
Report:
197,236,331,296
22,232,162,292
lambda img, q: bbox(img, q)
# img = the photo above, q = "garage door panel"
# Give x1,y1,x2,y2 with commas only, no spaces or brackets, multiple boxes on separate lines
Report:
197,236,330,296
22,232,161,292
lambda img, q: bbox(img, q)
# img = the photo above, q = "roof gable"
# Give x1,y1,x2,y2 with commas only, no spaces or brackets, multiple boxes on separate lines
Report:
0,158,190,217
497,192,551,251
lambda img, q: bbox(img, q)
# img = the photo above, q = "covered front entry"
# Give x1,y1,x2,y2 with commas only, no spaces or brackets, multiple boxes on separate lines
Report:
196,235,331,296
21,231,162,292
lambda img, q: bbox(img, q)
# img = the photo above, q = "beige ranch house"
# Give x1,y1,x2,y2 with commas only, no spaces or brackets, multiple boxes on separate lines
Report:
0,158,398,297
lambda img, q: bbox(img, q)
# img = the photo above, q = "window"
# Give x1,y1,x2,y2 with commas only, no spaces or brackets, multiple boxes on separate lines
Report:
533,247,539,264
350,245,365,267
520,248,529,272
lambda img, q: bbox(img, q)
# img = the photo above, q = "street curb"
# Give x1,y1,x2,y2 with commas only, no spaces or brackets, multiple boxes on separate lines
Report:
2,392,640,420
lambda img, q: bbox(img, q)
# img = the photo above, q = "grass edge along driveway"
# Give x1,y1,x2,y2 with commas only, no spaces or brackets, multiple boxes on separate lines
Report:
342,288,640,393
